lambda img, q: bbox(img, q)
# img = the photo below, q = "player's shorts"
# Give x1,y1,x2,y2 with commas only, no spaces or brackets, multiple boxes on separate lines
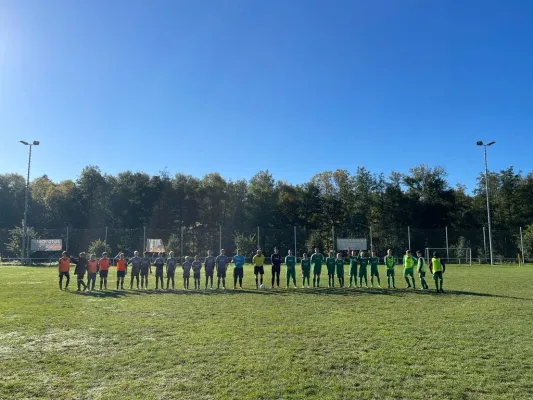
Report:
130,268,140,277
386,269,395,277
183,271,190,279
167,270,176,278
99,270,108,278
358,266,367,278
327,266,336,275
155,269,164,277
313,265,322,275
77,273,86,279
271,265,281,275
59,271,70,278
302,269,311,278
87,272,97,280
286,268,296,278
140,269,149,276
116,271,126,278
349,266,357,276
418,271,426,279
336,269,344,278
234,268,244,279
370,265,379,276
254,266,264,275
205,268,214,277
217,268,227,278
193,272,201,280
432,271,443,280
403,268,414,277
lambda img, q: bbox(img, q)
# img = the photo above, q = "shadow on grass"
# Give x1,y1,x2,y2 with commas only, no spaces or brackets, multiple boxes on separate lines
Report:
65,286,533,301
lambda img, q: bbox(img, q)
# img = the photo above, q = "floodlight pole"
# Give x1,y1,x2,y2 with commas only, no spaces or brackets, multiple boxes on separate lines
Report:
478,141,495,266
20,141,39,264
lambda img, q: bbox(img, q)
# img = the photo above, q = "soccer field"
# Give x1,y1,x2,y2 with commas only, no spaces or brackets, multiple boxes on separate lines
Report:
1,265,533,399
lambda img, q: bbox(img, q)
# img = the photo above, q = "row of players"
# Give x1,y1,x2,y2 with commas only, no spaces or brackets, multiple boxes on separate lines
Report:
57,248,446,293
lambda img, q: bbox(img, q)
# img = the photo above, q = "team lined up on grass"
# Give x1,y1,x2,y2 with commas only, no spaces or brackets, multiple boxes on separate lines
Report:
57,248,446,293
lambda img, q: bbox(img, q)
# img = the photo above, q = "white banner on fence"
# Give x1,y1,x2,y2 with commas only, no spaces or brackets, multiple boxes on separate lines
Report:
31,239,62,251
146,239,165,253
336,238,367,251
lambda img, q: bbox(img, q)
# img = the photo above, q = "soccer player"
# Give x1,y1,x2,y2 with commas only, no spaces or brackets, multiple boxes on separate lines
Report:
58,251,71,290
311,248,324,288
233,250,245,289
140,252,152,289
98,252,110,290
384,249,396,289
215,249,229,289
204,250,216,289
87,254,98,291
301,253,311,288
166,251,178,289
285,249,297,288
369,250,381,288
192,256,202,289
325,251,336,288
429,252,446,293
358,251,369,288
128,251,142,289
416,250,429,290
403,250,417,289
252,249,265,289
348,250,358,288
115,253,127,290
182,256,192,289
72,252,88,292
153,252,165,290
335,253,345,288
270,247,282,289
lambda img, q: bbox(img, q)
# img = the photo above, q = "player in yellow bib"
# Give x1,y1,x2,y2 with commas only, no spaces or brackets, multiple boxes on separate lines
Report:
429,252,446,293
402,250,417,289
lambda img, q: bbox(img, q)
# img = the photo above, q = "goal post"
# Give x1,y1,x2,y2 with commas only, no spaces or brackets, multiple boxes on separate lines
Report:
425,248,472,265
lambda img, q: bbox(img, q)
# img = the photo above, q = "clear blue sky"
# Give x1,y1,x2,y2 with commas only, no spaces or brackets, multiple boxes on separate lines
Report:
1,0,532,191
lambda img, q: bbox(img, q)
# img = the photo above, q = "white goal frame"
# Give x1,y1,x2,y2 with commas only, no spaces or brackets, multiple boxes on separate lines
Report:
425,248,472,265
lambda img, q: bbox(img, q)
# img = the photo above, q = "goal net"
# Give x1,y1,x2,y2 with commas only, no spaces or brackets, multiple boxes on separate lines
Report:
425,248,472,265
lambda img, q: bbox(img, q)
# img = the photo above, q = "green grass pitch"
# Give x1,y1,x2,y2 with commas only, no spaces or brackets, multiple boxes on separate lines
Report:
1,265,533,399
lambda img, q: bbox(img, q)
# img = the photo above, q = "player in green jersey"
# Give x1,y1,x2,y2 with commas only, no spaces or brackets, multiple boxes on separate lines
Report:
368,250,381,288
403,250,417,289
335,253,345,288
301,253,311,288
384,249,396,288
416,250,429,290
429,252,446,293
348,250,358,288
285,250,297,288
358,251,369,288
310,248,324,288
325,251,336,288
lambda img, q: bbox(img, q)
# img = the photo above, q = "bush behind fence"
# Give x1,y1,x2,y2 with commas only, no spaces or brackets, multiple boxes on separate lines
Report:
0,225,526,262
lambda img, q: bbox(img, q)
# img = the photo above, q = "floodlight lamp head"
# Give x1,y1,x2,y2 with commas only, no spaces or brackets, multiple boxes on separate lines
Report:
476,141,483,146
20,140,29,145
33,140,40,145
487,141,496,146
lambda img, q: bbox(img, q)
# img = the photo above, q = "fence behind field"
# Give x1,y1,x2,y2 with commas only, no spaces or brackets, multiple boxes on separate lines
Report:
0,225,528,265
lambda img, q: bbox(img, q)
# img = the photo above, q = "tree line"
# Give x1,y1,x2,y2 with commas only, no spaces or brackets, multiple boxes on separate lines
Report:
1,165,533,258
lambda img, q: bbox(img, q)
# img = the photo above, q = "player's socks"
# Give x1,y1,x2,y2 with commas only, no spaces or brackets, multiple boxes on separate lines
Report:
312,277,316,287
239,277,243,288
404,276,411,287
411,277,416,288
317,277,320,287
